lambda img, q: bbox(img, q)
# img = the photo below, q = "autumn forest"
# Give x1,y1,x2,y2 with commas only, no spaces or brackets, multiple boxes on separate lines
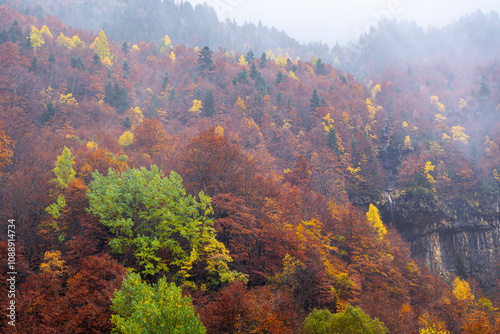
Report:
1,1,500,333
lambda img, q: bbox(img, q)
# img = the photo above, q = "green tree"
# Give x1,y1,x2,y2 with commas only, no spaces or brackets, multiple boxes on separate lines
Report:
51,146,76,189
121,41,129,54
203,89,215,117
111,272,206,334
310,89,320,112
316,58,326,75
246,50,255,61
161,71,169,90
87,166,245,286
259,51,267,68
276,70,285,85
198,46,213,70
301,306,389,334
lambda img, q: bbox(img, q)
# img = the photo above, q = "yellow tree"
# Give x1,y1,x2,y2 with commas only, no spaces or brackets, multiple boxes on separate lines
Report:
40,251,68,277
91,30,112,61
238,55,248,66
366,204,386,240
119,131,134,148
0,126,14,176
452,277,474,302
451,125,470,144
29,25,44,51
189,99,203,113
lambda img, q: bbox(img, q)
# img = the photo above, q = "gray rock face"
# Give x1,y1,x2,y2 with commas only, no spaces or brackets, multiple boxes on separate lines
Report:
381,191,500,290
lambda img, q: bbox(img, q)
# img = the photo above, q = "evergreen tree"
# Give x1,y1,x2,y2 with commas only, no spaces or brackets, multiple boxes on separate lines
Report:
310,89,320,111
316,58,325,75
41,101,56,125
122,61,130,78
161,71,169,90
121,41,129,54
249,63,258,79
276,71,285,85
7,20,22,43
246,50,255,61
259,52,267,68
48,53,56,65
29,55,38,72
203,89,215,117
197,46,213,70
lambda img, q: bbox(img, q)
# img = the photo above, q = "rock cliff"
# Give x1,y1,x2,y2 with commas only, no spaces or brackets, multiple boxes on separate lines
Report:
380,190,500,290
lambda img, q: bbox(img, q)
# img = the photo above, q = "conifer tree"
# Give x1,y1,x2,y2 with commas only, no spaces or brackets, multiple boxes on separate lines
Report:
197,46,213,70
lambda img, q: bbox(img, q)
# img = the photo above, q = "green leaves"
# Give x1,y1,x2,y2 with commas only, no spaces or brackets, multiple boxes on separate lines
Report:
88,165,245,287
111,272,206,334
51,146,76,189
302,306,389,334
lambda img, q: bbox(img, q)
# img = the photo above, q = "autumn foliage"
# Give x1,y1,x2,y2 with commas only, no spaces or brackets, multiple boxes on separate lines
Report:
1,4,500,333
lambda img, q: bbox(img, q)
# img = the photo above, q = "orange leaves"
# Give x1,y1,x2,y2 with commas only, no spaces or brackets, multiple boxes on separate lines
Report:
0,124,14,176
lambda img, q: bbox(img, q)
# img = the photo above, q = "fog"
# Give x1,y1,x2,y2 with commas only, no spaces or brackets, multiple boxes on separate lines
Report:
186,0,500,47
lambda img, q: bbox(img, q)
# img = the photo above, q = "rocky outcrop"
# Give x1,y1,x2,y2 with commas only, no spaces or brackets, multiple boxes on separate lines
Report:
380,190,500,290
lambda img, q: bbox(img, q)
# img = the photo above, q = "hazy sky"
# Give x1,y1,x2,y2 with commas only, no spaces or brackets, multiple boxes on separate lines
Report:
186,0,500,47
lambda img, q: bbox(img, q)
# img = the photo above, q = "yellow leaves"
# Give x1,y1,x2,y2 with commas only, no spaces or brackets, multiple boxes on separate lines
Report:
30,25,44,51
275,54,287,67
132,106,144,123
459,98,467,110
442,133,451,143
366,204,386,240
265,49,276,60
59,93,78,106
451,125,470,144
289,70,298,80
119,130,134,148
40,251,67,277
402,121,409,128
323,113,335,132
169,51,176,63
429,141,444,156
40,25,53,39
163,34,171,47
305,64,314,74
86,141,98,150
91,30,112,62
403,135,413,150
238,55,248,66
189,99,203,113
101,57,113,69
215,125,224,137
430,95,446,112
493,169,500,182
452,277,474,302
132,44,140,51
56,32,85,51
234,96,246,111
371,84,381,99
424,161,436,185
434,113,446,123
365,98,381,120
483,136,498,156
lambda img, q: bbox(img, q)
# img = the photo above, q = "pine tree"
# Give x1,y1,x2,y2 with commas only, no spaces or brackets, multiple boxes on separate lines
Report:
316,58,326,75
161,71,169,90
276,71,285,85
310,89,320,112
203,89,215,117
197,46,213,70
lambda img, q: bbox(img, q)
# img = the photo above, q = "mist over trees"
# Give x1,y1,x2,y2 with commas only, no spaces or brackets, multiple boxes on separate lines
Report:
1,1,500,333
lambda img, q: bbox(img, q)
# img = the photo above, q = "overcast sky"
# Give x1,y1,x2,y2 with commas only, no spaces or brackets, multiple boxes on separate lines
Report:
186,0,500,47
